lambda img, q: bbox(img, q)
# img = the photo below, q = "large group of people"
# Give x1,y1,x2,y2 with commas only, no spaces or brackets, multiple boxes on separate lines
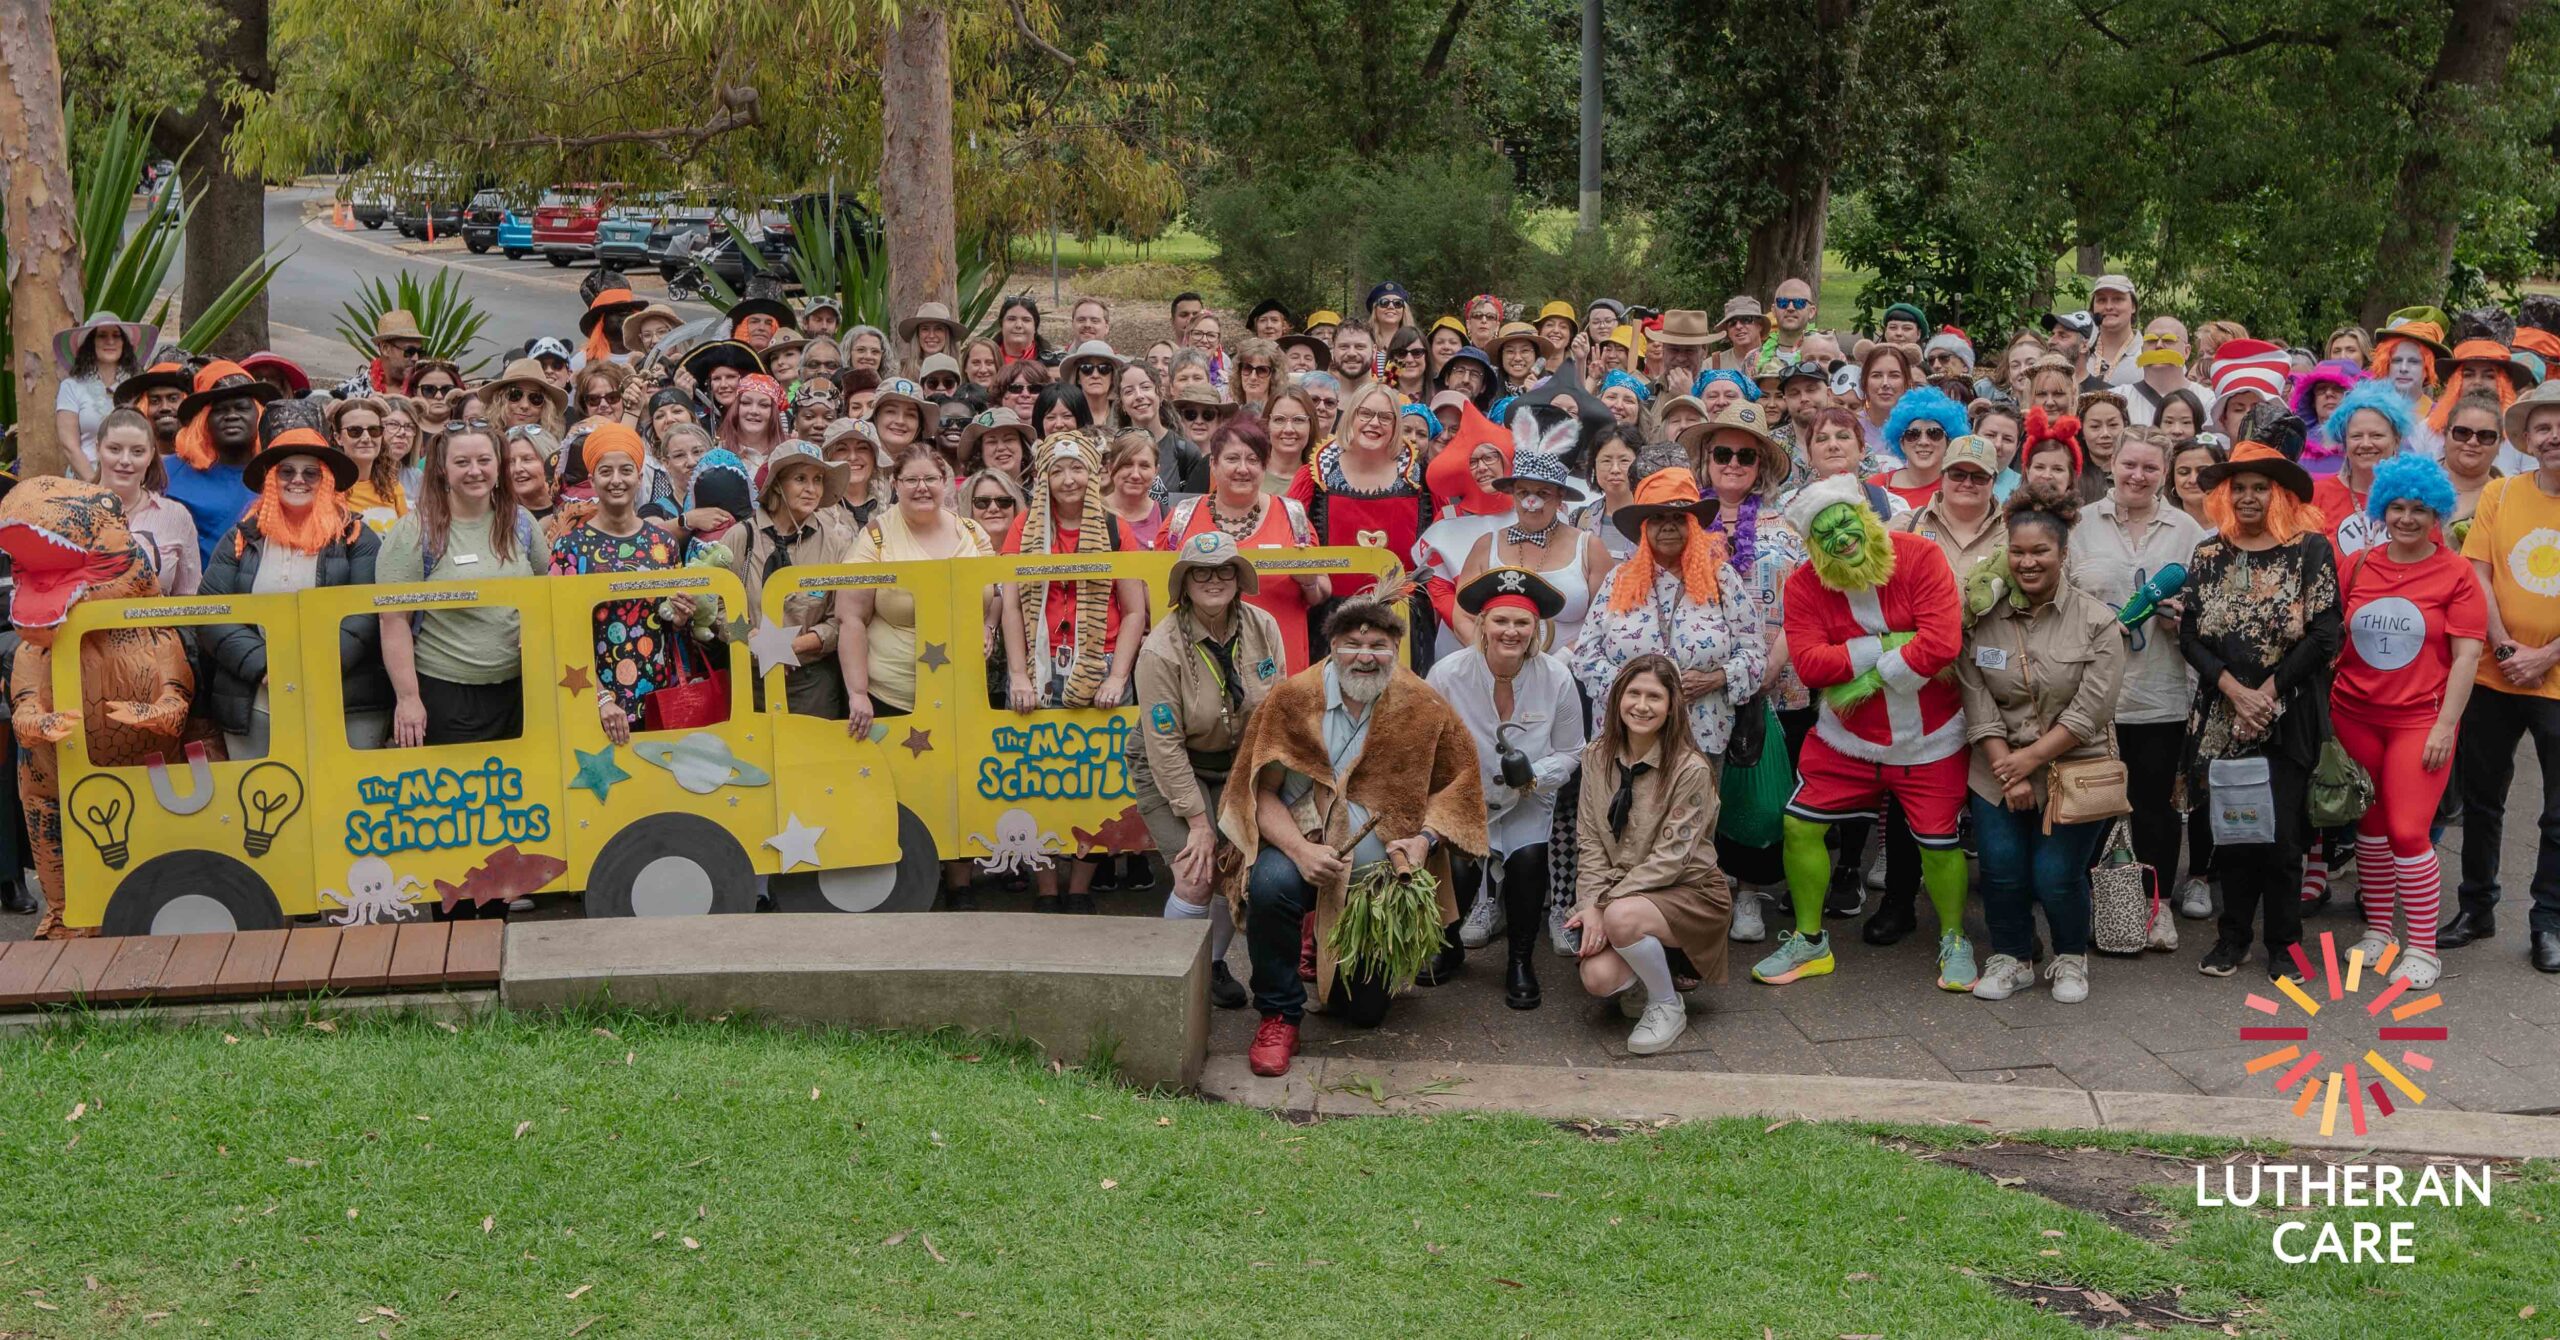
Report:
14,275,2560,1082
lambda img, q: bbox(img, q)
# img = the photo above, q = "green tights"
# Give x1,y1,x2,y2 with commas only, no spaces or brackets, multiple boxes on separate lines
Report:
1780,814,1967,938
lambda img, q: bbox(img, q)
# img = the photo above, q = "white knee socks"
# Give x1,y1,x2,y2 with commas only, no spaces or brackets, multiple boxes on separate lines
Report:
1614,934,1677,1002
1163,891,1237,962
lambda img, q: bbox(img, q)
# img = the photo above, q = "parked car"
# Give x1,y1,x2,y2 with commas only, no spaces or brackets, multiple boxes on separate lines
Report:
392,196,465,240
532,186,620,267
685,195,880,293
498,211,534,260
461,190,514,254
647,206,721,269
347,182,392,230
594,207,656,272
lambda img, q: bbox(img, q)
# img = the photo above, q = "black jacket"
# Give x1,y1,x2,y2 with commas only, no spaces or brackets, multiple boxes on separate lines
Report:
199,518,391,735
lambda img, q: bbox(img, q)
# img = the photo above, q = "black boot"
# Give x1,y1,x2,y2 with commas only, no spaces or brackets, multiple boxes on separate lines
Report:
2533,929,2560,974
0,873,34,917
1862,886,1919,945
1209,960,1249,1008
1415,924,1465,986
1505,942,1541,1009
2439,907,2496,948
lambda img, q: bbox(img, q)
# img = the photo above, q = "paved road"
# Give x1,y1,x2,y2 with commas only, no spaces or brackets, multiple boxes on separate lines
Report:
160,187,718,380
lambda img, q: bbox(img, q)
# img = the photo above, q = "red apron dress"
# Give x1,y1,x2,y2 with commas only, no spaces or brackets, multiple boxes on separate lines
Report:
1165,495,1319,673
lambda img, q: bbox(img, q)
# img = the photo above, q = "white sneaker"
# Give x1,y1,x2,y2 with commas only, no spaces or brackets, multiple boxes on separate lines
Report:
1729,891,1767,943
2176,878,2214,920
2391,946,2442,989
2045,954,2089,1004
1457,890,1505,948
1548,903,1580,955
1865,849,1889,891
2349,931,2396,967
1627,996,1689,1054
2146,911,2180,951
1972,954,2035,1001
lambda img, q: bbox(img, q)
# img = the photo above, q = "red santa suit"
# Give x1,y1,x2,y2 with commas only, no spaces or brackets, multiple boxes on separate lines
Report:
1778,479,1971,845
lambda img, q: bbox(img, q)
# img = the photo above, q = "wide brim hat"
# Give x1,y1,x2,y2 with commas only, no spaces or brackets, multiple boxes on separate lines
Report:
242,399,358,492
1427,315,1467,341
2372,316,2451,362
680,339,766,384
1651,310,1716,347
239,352,311,396
620,302,683,349
1278,332,1331,363
2504,380,2560,446
821,416,884,462
896,302,965,343
578,287,649,335
1491,448,1591,502
114,361,195,404
1061,340,1124,374
762,335,810,366
1167,385,1240,420
1614,468,1721,541
960,406,1031,460
1490,322,1555,359
1677,399,1783,457
482,358,570,412
53,311,159,374
917,352,964,382
756,440,852,511
373,310,425,346
867,376,933,422
2197,441,2315,502
1458,565,1565,620
2450,338,2538,389
726,297,799,333
1534,300,1580,331
177,364,281,422
1168,529,1261,595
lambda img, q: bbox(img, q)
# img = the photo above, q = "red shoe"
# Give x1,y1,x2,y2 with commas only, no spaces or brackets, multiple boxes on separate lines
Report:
1299,919,1318,981
1247,1016,1300,1077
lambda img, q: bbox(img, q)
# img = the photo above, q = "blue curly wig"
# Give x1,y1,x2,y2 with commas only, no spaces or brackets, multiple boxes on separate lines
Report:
2324,379,2419,451
1879,386,1970,453
2365,451,2456,523
1688,367,1762,403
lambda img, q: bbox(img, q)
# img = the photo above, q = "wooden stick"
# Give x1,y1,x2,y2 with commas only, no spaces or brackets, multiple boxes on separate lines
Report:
1333,812,1384,857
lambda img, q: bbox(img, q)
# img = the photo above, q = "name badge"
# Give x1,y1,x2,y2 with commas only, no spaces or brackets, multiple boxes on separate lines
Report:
452,553,479,565
1974,646,2009,670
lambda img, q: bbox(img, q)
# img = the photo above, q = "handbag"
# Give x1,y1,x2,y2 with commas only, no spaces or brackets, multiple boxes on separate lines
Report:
642,639,732,732
2012,616,2132,831
2088,818,2156,954
1724,688,1771,768
2307,737,2374,829
2208,756,2278,845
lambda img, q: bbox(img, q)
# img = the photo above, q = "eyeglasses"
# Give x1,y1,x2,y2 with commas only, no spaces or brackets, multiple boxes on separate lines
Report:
339,423,383,439
896,474,947,487
1709,446,1758,466
1772,297,1810,311
1189,566,1239,583
1352,407,1396,425
272,464,326,484
2446,426,2501,445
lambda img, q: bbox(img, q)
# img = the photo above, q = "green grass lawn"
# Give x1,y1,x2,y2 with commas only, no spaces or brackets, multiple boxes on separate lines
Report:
4,1011,2552,1337
1007,227,1219,271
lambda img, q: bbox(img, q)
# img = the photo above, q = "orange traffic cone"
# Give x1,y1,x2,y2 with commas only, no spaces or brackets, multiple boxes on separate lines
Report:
332,202,353,230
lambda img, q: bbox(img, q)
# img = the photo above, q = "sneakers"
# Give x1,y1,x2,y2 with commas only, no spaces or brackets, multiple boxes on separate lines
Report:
1825,866,1866,918
1752,931,1836,984
1864,849,1889,892
1209,961,1248,1010
2200,941,2244,977
2145,910,2180,952
1548,902,1581,956
1247,1016,1299,1077
1457,890,1506,948
1627,996,1689,1054
2045,954,2089,1004
2270,950,2307,983
1972,953,2035,1001
1729,891,1768,943
2392,946,2442,989
1936,931,1979,992
2349,931,2396,967
2176,878,2214,920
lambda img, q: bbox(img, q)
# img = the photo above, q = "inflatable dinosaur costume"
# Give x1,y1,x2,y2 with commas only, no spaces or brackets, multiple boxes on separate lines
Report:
0,478,193,937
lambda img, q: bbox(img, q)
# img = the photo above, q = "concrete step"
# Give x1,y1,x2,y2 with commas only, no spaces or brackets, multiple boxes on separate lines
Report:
501,913,1209,1087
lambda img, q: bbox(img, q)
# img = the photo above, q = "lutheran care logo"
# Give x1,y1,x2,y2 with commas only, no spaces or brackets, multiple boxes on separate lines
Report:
2234,929,2447,1140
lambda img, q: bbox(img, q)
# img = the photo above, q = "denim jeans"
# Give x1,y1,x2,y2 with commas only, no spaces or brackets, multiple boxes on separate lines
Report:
1967,794,2107,959
2455,686,2560,935
1244,846,1393,1024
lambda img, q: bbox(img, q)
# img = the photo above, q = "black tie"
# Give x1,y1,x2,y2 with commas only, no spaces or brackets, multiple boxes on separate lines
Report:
1608,759,1654,839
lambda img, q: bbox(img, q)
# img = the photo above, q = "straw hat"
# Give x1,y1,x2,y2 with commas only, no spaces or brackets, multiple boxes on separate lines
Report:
482,358,569,412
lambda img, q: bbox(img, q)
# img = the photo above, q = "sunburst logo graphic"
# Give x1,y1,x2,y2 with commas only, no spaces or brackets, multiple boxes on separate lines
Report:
2236,930,2448,1138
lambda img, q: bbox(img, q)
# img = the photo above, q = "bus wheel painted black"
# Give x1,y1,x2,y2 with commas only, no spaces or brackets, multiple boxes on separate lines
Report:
769,805,940,913
582,813,758,918
100,851,285,936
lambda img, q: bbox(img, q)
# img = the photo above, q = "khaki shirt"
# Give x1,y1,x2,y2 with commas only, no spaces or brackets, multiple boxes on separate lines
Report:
733,508,858,656
1892,498,2008,585
1956,584,2128,805
1130,604,1288,820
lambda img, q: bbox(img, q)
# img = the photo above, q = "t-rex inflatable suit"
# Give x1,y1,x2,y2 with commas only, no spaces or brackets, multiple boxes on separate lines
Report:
0,478,193,938
1756,474,1979,991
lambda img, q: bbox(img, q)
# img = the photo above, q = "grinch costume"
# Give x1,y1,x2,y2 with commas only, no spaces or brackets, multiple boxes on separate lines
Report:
0,478,194,938
1757,475,1978,990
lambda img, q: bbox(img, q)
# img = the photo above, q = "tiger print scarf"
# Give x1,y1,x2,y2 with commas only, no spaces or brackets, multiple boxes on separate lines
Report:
1017,430,1114,708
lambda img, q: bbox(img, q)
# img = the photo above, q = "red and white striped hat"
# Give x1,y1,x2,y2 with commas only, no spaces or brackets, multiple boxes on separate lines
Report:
2211,338,2291,402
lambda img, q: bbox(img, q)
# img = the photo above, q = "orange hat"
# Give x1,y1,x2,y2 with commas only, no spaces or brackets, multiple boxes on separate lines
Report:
581,420,648,475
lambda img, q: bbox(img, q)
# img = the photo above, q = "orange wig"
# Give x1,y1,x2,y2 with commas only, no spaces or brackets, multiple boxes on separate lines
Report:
1605,468,1728,612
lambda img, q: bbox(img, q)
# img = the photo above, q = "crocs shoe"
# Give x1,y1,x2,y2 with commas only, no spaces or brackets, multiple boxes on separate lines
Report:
1971,953,2035,1001
1752,931,1835,985
2391,945,2441,989
1936,931,1979,993
2349,931,2396,967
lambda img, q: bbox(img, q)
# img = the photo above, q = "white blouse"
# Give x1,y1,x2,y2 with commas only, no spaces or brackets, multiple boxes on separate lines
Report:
1426,647,1586,855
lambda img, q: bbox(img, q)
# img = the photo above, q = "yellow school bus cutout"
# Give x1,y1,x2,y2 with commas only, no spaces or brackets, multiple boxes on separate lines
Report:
58,547,1393,934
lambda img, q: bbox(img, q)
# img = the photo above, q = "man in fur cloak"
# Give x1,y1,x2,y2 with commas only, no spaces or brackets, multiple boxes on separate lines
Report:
1757,475,1979,992
1220,574,1488,1077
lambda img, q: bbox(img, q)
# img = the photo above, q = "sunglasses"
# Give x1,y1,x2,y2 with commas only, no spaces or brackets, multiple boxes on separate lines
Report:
272,464,326,484
1772,297,1810,311
1943,469,1993,486
503,388,546,404
2446,426,2501,445
414,382,455,396
1176,408,1220,422
339,423,383,438
1709,446,1758,466
1373,297,1408,309
972,494,1018,510
1905,425,1948,442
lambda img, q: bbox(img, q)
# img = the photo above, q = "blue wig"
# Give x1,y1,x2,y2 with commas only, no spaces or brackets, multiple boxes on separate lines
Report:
2324,379,2418,451
2365,451,2456,523
1688,367,1762,403
1880,386,1970,452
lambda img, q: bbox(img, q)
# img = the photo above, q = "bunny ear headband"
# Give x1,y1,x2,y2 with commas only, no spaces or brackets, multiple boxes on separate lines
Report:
1508,404,1579,463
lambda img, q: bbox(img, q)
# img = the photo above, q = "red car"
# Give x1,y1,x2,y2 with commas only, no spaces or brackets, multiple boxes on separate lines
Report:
531,186,620,267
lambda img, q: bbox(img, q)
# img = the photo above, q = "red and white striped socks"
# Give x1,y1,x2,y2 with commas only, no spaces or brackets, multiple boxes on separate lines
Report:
2395,850,2442,954
2300,847,2330,905
2356,834,2394,940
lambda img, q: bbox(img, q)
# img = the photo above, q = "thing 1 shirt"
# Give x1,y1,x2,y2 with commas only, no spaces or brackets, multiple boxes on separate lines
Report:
2332,545,2486,717
2460,473,2560,697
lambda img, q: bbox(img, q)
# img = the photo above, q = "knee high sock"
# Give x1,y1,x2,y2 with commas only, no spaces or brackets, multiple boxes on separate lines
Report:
2355,833,2395,939
1920,846,1969,935
1781,816,1833,937
1613,934,1677,1002
2395,850,2441,954
1165,891,1238,964
2300,847,2328,903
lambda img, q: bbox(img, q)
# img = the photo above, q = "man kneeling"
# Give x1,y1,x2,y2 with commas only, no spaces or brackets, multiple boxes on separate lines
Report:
1223,586,1487,1077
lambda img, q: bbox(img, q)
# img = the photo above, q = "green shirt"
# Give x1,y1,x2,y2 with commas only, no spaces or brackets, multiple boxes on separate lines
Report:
377,510,537,685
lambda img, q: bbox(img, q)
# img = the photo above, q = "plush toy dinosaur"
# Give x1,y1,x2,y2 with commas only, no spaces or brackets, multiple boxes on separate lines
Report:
0,478,193,938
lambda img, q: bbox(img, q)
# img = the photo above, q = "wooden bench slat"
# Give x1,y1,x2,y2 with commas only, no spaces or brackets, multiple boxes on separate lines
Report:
272,927,343,993
94,936,179,1002
0,940,68,1005
329,924,397,990
444,919,504,983
35,938,123,1003
385,921,452,988
153,933,236,998
212,929,291,995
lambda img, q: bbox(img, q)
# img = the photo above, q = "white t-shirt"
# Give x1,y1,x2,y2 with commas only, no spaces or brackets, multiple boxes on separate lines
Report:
53,375,114,471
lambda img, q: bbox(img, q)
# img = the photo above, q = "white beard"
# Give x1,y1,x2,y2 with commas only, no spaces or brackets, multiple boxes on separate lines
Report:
1338,663,1392,705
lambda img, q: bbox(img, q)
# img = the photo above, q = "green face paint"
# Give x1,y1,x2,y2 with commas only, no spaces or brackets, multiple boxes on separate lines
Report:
1810,502,1868,560
1805,500,1897,593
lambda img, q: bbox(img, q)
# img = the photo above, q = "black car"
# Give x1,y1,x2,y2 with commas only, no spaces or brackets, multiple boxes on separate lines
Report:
460,190,514,254
647,206,722,269
683,195,880,292
393,194,466,240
